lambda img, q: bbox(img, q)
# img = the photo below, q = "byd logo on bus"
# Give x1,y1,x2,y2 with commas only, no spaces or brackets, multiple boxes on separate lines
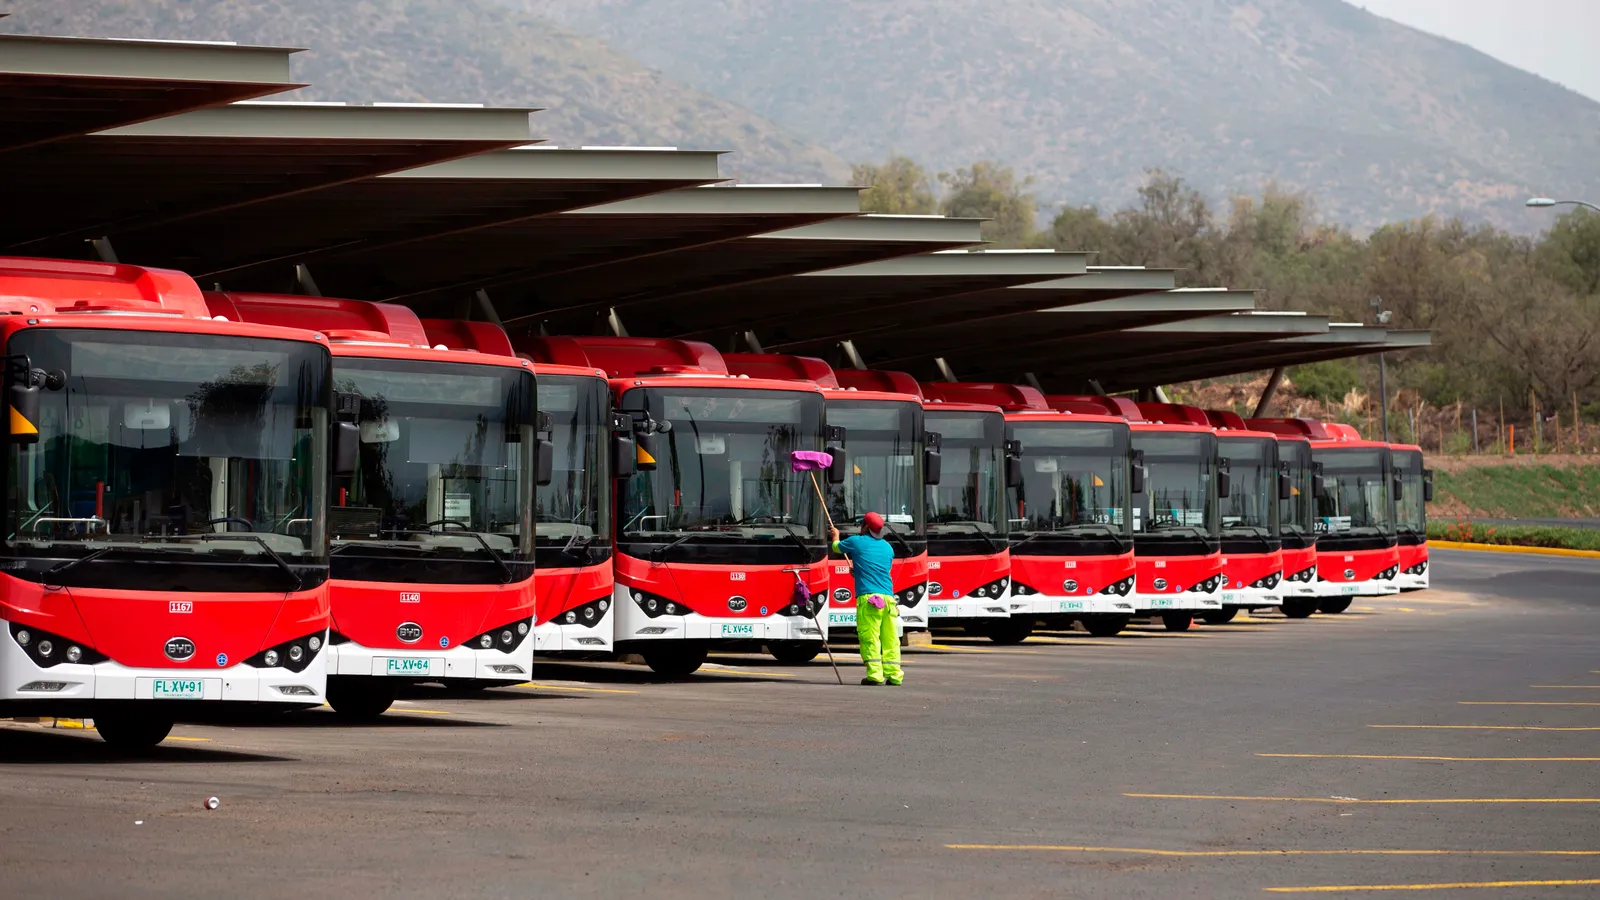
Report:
164,637,196,661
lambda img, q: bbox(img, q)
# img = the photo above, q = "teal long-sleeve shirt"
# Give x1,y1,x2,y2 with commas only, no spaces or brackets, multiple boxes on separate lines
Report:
832,533,895,598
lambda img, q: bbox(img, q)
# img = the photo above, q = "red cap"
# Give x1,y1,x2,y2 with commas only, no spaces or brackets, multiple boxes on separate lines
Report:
863,511,886,532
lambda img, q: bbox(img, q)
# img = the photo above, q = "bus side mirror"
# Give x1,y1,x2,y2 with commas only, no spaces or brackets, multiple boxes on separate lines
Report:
535,411,554,487
1392,470,1404,499
826,424,847,485
332,422,359,476
1423,469,1434,503
1130,449,1145,495
1005,439,1024,488
1216,459,1231,499
1312,461,1327,498
1278,462,1293,501
611,413,637,478
923,431,942,486
7,369,40,445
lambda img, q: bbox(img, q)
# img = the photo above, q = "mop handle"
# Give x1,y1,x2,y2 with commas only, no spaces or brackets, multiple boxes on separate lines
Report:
808,471,835,531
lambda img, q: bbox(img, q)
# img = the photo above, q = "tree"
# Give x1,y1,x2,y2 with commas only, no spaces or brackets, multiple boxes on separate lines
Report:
938,161,1038,247
852,156,936,215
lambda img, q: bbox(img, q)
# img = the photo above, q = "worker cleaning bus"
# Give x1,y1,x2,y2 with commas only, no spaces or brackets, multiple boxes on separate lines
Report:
830,512,902,686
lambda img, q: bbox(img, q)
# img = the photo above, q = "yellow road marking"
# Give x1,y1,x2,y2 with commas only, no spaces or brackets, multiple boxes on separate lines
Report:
698,666,795,678
1461,701,1600,707
1125,793,1600,804
947,844,1600,858
165,736,212,742
393,708,452,715
1258,753,1600,761
516,682,638,694
1265,878,1600,893
1371,725,1600,732
1532,685,1600,689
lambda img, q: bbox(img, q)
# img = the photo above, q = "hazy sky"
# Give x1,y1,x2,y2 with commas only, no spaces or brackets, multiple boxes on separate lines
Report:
1351,0,1600,102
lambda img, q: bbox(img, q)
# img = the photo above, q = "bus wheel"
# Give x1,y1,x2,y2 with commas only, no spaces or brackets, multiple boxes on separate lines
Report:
985,618,1034,645
767,641,823,664
1161,613,1193,632
1318,597,1353,615
642,644,708,677
94,712,173,751
1081,615,1130,637
1201,608,1238,625
327,677,398,719
1281,598,1317,619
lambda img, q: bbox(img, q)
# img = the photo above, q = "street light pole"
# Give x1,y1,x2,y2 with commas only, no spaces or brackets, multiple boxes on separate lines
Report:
1526,197,1600,214
1371,296,1391,443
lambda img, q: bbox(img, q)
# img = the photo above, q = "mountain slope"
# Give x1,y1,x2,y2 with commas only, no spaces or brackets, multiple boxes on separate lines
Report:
503,0,1600,229
0,0,849,185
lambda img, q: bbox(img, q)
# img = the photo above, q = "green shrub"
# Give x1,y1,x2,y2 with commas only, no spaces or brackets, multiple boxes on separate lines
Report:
1291,360,1362,404
1428,519,1600,551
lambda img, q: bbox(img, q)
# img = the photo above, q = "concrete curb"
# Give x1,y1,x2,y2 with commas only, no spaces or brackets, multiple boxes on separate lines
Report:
1431,540,1600,559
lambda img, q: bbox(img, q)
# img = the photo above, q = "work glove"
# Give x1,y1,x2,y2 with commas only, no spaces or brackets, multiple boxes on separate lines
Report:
867,594,887,610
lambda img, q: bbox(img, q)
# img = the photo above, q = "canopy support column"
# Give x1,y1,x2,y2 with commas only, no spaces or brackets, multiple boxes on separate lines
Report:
1252,367,1286,418
933,357,958,382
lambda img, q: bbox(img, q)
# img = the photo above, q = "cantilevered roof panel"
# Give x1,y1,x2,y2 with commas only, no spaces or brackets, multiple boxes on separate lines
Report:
518,213,986,335
1,101,537,255
238,185,866,310
1091,326,1431,391
0,33,303,154
103,147,725,278
662,249,1091,347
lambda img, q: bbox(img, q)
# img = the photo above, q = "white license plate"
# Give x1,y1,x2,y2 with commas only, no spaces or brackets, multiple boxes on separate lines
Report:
1219,592,1238,604
1338,584,1361,595
1056,600,1085,612
142,677,213,700
1150,598,1176,608
929,604,950,616
717,623,764,638
375,657,441,677
828,611,857,627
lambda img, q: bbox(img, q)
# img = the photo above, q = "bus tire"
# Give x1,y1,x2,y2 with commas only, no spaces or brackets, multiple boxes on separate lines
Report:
1161,613,1193,632
1318,597,1353,615
1081,615,1130,637
327,677,398,719
1201,608,1238,625
1281,598,1317,618
985,618,1034,645
642,644,708,677
94,712,173,751
767,641,823,664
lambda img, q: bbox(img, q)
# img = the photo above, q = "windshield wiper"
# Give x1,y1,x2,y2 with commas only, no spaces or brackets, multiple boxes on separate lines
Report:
430,529,515,585
44,545,119,579
163,533,303,590
930,521,1001,554
882,528,914,556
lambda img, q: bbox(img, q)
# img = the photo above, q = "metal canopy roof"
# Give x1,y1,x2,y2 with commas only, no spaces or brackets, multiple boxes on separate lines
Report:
99,147,726,279
1090,326,1433,391
0,33,302,154
226,185,865,312
1,102,537,256
516,214,987,335
645,249,1092,347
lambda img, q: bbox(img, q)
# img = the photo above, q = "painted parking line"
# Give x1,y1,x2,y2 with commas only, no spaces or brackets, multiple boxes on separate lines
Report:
1125,793,1600,804
1532,685,1600,689
515,682,639,694
393,708,452,716
166,736,212,743
1265,878,1600,893
947,844,1600,858
698,665,796,678
1258,753,1600,762
1460,701,1600,707
1370,725,1600,732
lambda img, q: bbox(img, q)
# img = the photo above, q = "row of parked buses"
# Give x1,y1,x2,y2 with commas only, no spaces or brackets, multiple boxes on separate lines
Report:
0,256,1432,749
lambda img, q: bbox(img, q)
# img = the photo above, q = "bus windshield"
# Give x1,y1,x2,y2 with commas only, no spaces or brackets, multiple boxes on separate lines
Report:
1279,438,1317,544
535,374,611,568
825,399,924,559
1133,430,1219,537
331,357,536,584
1218,435,1279,545
617,387,826,565
925,409,1005,557
1393,448,1426,533
4,328,329,591
1007,420,1132,553
1315,447,1395,535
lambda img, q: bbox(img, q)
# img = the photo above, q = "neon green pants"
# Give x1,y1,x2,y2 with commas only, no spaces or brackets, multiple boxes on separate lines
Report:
856,595,902,684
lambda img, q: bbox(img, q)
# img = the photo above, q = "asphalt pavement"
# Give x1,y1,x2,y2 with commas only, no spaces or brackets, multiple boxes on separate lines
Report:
3,547,1598,898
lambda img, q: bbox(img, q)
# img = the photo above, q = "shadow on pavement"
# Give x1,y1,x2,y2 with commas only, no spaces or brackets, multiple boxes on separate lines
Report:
0,727,294,764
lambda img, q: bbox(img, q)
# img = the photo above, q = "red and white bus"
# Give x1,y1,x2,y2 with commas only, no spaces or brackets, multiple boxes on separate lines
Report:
1390,442,1431,591
208,294,539,717
924,385,1138,642
1250,419,1400,612
1263,428,1321,618
724,357,933,654
1196,409,1286,623
524,338,833,676
0,258,341,748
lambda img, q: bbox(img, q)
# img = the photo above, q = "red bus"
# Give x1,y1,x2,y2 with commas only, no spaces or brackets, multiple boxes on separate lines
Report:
1249,419,1400,612
524,338,833,676
1390,442,1431,591
1266,430,1321,618
0,258,341,748
208,294,539,717
1195,409,1287,623
924,385,1138,642
501,337,616,657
